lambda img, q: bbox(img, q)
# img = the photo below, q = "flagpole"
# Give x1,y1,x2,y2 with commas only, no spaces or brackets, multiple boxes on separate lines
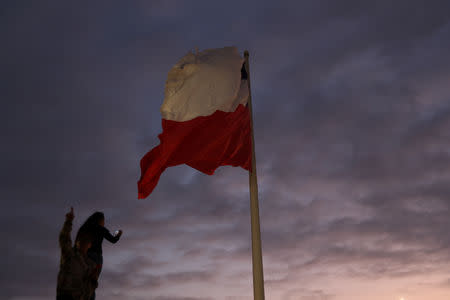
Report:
244,50,265,300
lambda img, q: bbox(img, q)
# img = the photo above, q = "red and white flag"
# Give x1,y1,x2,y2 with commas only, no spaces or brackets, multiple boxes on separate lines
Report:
138,47,252,199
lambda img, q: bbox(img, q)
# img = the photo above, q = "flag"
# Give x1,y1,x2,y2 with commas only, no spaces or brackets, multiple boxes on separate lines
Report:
138,47,252,199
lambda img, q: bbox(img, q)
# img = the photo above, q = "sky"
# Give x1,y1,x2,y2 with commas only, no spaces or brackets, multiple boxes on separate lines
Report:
2,1,450,299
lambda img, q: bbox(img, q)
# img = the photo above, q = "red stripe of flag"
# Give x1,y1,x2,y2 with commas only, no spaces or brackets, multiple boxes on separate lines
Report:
138,104,251,199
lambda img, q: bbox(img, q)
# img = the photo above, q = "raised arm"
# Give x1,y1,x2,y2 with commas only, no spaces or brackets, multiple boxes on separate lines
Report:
102,227,122,244
59,207,74,257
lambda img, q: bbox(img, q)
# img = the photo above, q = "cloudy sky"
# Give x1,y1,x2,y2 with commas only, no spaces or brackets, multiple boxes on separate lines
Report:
2,1,450,299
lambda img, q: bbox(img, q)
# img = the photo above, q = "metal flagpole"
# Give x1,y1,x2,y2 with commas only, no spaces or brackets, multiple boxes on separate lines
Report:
244,50,265,300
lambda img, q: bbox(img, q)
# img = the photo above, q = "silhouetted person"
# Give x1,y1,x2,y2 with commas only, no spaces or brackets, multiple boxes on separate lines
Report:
76,212,122,300
57,207,97,300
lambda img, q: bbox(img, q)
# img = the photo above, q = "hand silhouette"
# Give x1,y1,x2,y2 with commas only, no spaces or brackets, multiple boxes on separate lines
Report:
66,207,74,221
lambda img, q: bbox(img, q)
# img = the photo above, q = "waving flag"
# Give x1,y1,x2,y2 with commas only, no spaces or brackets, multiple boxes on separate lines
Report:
138,47,251,199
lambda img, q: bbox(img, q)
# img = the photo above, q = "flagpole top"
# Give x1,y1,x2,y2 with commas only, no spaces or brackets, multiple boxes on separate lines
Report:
244,50,249,58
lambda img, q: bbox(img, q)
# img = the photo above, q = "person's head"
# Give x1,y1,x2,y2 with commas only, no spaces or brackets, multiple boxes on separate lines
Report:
86,211,105,227
75,211,105,244
75,231,93,255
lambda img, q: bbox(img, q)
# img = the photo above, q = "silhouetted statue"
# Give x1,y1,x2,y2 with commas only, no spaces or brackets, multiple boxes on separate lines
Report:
57,207,97,300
